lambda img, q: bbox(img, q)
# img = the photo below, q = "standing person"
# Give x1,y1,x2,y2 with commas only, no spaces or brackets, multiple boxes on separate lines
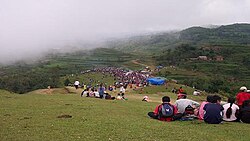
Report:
148,96,178,122
222,97,239,122
203,95,224,124
74,80,80,89
98,84,105,99
236,86,250,109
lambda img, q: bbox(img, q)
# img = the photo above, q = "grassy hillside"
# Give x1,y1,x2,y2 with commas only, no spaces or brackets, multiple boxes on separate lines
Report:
1,89,250,141
1,23,250,95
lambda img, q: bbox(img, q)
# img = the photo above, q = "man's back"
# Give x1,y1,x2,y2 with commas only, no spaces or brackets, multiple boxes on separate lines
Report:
175,99,200,114
236,92,250,106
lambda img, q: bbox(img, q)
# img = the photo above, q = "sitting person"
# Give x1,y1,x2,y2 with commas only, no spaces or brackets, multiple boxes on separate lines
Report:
93,89,100,98
142,96,149,102
203,95,224,124
236,86,250,109
222,97,239,122
81,88,89,97
193,90,201,96
239,99,250,123
178,86,184,94
198,95,213,120
121,93,127,100
116,93,123,100
89,89,95,97
175,95,200,115
148,96,177,121
105,92,115,100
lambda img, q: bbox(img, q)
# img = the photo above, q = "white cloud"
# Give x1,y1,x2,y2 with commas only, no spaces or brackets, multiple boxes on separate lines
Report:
0,0,250,63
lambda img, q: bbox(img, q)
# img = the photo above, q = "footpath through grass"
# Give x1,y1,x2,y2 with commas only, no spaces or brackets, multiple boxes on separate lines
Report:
1,89,250,141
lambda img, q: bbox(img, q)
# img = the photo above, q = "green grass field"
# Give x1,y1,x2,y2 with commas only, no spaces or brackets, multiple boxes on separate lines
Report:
1,88,250,141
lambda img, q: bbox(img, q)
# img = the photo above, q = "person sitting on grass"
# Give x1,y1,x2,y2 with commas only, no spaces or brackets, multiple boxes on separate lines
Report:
148,96,177,122
142,96,149,102
236,86,250,109
222,97,239,122
81,88,89,97
178,86,184,94
239,99,250,123
104,92,116,100
94,89,100,98
203,95,224,124
116,93,123,100
193,90,201,96
198,95,213,120
175,95,200,115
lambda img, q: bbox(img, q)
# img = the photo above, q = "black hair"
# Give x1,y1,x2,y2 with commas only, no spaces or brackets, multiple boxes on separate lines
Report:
206,95,213,102
162,96,170,102
242,100,250,108
211,95,221,103
226,97,235,119
182,95,187,99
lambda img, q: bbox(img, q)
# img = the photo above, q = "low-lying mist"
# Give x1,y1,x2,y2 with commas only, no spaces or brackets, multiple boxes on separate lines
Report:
1,0,249,65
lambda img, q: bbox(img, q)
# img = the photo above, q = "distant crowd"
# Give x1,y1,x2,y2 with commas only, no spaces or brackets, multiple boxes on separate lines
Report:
92,67,151,87
148,86,250,124
73,67,154,100
74,67,250,124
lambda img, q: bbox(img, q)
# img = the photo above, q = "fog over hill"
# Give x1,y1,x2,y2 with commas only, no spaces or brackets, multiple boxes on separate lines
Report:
1,0,250,64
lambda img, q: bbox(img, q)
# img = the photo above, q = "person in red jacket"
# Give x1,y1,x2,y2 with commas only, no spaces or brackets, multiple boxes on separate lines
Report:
148,96,178,121
236,86,250,109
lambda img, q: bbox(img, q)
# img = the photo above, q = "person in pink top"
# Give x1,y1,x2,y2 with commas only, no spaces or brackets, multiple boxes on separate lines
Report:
236,86,250,109
198,95,213,120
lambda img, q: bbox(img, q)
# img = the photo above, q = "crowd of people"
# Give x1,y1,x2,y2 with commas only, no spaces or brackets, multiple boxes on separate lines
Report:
79,82,127,100
92,67,151,87
148,86,250,124
75,67,250,124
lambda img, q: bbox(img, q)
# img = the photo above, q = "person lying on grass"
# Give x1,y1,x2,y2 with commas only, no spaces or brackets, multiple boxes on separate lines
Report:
148,96,178,121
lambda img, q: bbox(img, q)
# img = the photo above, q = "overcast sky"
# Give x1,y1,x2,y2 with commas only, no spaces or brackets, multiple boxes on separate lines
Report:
1,0,250,64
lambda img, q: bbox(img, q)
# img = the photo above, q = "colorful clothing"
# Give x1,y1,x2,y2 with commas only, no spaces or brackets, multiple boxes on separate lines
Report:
236,92,250,106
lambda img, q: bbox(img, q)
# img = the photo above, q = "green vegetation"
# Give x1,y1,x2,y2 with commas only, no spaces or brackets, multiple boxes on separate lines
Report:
1,89,250,141
1,23,250,96
0,48,140,93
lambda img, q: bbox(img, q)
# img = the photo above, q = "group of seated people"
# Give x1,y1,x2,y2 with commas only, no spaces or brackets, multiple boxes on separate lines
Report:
148,86,250,124
81,87,127,100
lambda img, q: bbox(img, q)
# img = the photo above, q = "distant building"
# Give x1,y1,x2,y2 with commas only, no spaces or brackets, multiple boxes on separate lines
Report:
214,56,224,61
198,56,208,61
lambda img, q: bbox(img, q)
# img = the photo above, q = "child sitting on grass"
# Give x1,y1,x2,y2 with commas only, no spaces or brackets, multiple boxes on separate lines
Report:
203,95,224,124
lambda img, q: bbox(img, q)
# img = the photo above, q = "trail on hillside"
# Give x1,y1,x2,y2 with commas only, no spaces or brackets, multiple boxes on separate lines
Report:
131,60,155,69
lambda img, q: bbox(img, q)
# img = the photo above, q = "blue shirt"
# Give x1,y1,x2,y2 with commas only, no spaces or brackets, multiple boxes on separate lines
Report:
203,103,224,124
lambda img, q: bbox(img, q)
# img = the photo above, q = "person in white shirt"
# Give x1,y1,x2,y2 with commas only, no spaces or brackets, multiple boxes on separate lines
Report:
120,86,126,94
223,97,239,122
193,90,201,96
74,80,80,89
175,95,200,114
94,89,100,98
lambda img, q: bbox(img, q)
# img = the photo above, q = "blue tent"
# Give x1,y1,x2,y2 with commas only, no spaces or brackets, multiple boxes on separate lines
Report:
146,77,166,85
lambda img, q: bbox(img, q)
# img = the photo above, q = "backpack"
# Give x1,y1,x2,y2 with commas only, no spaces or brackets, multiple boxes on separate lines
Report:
158,103,174,118
184,105,195,115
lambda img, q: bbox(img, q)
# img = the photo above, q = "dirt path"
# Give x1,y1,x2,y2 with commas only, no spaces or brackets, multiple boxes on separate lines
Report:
131,60,155,70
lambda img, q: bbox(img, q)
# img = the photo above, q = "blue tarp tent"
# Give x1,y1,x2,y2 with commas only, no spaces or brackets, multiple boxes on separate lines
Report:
146,77,166,85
